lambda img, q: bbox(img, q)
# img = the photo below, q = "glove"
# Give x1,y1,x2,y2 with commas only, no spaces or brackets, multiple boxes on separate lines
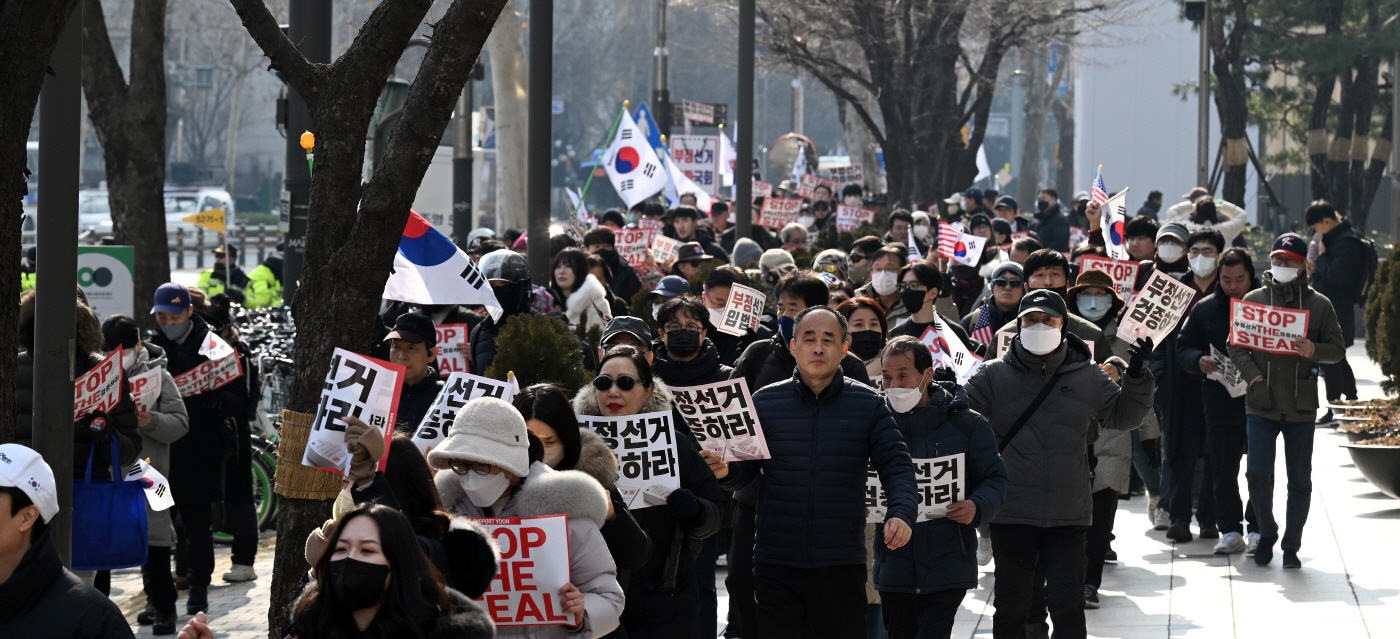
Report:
1126,337,1153,377
932,366,958,384
344,417,385,487
81,410,113,444
304,518,335,565
666,488,700,521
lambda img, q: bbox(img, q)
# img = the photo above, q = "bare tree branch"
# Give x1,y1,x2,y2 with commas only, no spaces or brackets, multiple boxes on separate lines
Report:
228,0,323,109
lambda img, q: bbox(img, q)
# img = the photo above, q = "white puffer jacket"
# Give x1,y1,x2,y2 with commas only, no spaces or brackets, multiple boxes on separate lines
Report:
564,274,612,331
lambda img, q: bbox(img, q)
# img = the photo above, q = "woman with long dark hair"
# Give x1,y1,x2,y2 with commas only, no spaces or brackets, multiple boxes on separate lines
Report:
551,247,611,329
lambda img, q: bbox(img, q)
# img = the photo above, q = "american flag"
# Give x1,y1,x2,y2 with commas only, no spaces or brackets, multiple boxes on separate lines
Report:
1091,165,1109,205
936,221,960,258
970,303,994,345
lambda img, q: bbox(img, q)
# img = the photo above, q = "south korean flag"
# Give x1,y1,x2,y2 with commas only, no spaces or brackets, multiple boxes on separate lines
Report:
604,106,668,208
383,211,503,321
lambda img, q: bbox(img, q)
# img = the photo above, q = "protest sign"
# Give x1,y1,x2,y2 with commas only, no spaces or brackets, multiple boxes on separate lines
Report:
651,234,683,271
756,197,802,230
75,348,123,421
434,324,471,378
752,180,773,198
412,372,519,454
1229,299,1310,355
671,379,769,462
835,204,876,232
995,330,1016,358
173,350,243,397
633,262,665,293
130,367,163,414
579,410,681,509
919,323,982,382
669,135,721,196
716,283,765,336
1080,256,1140,298
304,349,404,474
474,515,577,627
636,216,665,234
828,164,863,187
123,458,175,511
1118,270,1195,347
866,454,966,523
1208,344,1247,398
615,227,654,268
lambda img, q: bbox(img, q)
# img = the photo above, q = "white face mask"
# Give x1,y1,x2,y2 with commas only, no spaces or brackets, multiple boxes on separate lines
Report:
707,306,725,328
1271,264,1300,284
1076,295,1111,322
872,271,898,296
459,471,512,508
542,446,565,468
884,387,924,414
1020,322,1061,355
844,195,862,207
1190,255,1218,278
652,303,664,320
119,349,138,372
1157,243,1184,262
913,224,930,241
797,215,816,229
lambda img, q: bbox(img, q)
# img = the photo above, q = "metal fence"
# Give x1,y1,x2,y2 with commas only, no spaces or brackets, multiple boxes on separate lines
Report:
70,223,282,270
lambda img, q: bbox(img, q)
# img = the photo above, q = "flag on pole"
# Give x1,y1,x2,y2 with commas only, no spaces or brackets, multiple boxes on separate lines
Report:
664,153,714,212
1102,188,1131,261
790,144,807,185
949,233,988,267
719,129,736,188
906,240,922,264
1091,166,1109,205
970,304,995,345
384,211,503,321
604,107,667,208
936,222,961,258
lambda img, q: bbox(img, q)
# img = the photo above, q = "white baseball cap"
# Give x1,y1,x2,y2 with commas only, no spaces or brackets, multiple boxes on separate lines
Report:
0,444,60,523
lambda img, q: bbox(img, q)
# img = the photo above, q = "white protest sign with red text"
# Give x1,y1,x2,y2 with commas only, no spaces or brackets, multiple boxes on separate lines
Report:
174,351,243,398
651,234,683,271
434,324,471,378
1229,299,1310,355
615,227,654,268
130,367,163,414
716,283,765,337
752,180,773,198
474,515,577,627
1080,256,1139,298
756,198,802,230
75,348,123,421
835,205,876,232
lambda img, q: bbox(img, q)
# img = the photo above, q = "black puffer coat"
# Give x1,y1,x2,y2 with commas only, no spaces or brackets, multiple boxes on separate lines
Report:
651,339,732,388
149,314,240,503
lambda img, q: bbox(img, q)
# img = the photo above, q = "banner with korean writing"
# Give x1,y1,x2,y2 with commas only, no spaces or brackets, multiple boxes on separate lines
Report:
173,351,243,398
1208,344,1247,397
123,458,175,511
651,234,682,271
75,348,123,421
828,164,863,187
716,283,765,337
919,323,982,382
1228,298,1310,355
756,197,801,230
473,515,577,627
412,372,519,454
865,454,966,523
130,367,162,414
1079,256,1139,298
835,204,876,232
579,410,681,509
671,379,769,462
670,135,721,195
1117,271,1195,348
615,227,654,268
304,349,404,475
434,324,471,378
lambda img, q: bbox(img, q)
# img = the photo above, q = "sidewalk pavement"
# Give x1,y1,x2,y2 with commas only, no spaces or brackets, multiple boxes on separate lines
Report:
110,533,276,638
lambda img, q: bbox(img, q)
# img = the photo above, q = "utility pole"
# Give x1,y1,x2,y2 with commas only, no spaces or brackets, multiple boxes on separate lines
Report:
35,6,82,567
526,0,553,286
653,0,671,136
735,0,754,241
453,64,481,247
1187,1,1210,189
280,0,331,304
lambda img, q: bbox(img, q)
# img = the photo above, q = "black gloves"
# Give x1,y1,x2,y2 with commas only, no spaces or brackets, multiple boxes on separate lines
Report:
81,410,113,444
1126,337,1153,377
667,488,700,521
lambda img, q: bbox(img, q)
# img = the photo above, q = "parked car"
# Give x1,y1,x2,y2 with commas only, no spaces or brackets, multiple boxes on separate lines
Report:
65,186,236,238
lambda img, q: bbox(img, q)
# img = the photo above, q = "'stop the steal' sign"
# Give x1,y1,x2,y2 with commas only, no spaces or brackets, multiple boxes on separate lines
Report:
756,198,801,230
75,347,123,421
670,379,769,462
579,410,681,509
866,454,966,523
716,283,765,337
615,227,654,268
1079,255,1139,298
474,515,576,627
435,324,471,378
412,372,519,454
1228,298,1310,355
1117,270,1195,347
835,204,876,232
304,348,404,475
174,348,243,397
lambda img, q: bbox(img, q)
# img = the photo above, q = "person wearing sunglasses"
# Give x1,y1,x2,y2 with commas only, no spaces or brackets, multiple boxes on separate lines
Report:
846,235,886,287
571,346,727,637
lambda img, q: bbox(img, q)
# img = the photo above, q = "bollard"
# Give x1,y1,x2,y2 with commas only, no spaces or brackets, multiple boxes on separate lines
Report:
196,227,205,269
176,228,185,270
257,224,267,264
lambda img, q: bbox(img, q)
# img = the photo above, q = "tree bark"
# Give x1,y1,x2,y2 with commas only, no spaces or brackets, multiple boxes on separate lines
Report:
1306,0,1344,202
82,0,170,328
1329,69,1356,214
0,1,80,444
1210,0,1249,208
1357,107,1392,227
1017,46,1050,208
1346,57,1379,228
487,0,527,231
1051,73,1075,199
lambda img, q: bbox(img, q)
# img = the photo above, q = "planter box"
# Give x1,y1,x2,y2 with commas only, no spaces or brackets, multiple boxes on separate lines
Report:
1343,444,1400,499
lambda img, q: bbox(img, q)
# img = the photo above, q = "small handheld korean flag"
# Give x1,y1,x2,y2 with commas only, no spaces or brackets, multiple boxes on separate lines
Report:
907,241,922,265
384,211,503,321
198,332,235,361
949,233,987,267
1099,176,1131,262
605,107,668,208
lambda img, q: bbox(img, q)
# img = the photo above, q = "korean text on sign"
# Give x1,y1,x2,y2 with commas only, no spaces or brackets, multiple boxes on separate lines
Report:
866,454,965,522
412,372,519,454
579,410,681,509
1079,255,1140,298
1228,298,1310,355
173,350,243,398
671,378,769,462
670,135,720,195
304,348,404,475
1208,344,1247,398
473,515,576,627
435,324,471,377
756,198,802,230
1117,270,1195,347
130,367,162,414
835,205,876,232
651,234,683,271
717,283,765,337
75,347,123,421
615,228,654,268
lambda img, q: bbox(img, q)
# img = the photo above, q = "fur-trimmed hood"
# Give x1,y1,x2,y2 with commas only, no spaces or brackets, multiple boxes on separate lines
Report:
436,461,610,528
570,374,676,417
564,273,611,328
573,427,620,489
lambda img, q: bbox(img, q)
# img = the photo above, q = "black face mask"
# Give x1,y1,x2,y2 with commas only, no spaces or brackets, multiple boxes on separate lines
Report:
328,557,390,611
901,289,928,315
1036,200,1051,213
849,330,886,360
492,282,530,316
665,329,701,357
1035,285,1069,300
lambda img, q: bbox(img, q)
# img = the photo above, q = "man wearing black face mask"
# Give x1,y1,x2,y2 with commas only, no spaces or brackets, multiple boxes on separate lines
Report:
1032,188,1071,252
888,262,978,353
651,296,732,387
469,250,537,376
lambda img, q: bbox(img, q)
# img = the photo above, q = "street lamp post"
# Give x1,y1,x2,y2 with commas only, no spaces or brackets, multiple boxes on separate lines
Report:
735,0,755,241
1186,1,1210,189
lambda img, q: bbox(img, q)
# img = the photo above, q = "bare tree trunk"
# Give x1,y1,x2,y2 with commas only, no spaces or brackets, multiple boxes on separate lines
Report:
1329,70,1356,214
833,43,883,194
1307,0,1345,202
1358,108,1393,225
488,0,527,231
1347,56,1379,228
82,0,170,330
1210,0,1249,207
224,37,250,194
1052,76,1076,199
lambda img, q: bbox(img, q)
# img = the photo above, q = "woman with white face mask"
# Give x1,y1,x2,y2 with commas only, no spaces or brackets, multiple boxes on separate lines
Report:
873,337,1007,638
429,396,625,638
1064,268,1129,357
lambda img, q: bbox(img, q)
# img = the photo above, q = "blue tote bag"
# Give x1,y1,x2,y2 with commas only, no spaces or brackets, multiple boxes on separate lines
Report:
72,437,149,570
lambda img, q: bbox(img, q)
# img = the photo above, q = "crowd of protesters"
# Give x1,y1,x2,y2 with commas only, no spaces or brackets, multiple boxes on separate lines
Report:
1,179,1363,639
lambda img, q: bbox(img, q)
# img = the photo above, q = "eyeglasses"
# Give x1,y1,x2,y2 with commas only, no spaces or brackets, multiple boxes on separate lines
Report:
593,374,641,392
664,323,703,333
1187,247,1218,258
993,278,1025,289
849,253,867,264
896,283,927,293
449,461,498,476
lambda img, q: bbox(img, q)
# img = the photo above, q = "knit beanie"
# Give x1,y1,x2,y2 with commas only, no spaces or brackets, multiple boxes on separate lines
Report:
732,237,764,268
426,397,531,477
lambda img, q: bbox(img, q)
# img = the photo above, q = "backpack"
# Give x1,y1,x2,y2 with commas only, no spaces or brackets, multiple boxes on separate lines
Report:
1358,236,1380,300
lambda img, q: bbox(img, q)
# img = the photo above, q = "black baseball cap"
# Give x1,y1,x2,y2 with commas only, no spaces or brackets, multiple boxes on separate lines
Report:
602,316,651,347
385,312,436,348
1017,289,1067,319
1271,233,1308,262
995,196,1018,211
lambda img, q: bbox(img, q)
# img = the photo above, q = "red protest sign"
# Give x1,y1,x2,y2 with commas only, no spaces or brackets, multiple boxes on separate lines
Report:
615,227,654,268
1080,255,1139,297
756,198,802,230
835,204,876,232
75,347,123,421
174,351,244,398
636,217,665,235
474,515,576,627
1229,299,1310,355
434,323,471,378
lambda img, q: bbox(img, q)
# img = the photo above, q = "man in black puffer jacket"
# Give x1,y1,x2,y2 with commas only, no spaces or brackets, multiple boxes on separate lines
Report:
705,306,917,639
1307,201,1365,418
650,296,733,388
